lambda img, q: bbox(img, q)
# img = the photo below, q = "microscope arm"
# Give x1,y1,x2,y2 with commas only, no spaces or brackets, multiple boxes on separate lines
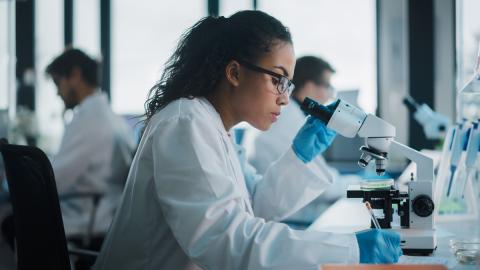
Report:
301,97,434,177
305,98,437,253
389,140,434,182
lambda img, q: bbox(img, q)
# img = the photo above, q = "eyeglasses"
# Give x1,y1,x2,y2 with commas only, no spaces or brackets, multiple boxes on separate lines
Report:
236,59,295,96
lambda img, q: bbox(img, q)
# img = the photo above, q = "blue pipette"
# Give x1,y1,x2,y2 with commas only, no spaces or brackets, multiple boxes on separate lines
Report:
461,121,480,198
446,121,468,197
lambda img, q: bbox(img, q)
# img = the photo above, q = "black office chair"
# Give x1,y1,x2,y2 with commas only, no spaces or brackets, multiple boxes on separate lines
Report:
0,138,97,270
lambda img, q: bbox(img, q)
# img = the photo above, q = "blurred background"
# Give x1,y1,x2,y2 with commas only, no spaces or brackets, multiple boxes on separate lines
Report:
1,0,479,160
0,1,480,268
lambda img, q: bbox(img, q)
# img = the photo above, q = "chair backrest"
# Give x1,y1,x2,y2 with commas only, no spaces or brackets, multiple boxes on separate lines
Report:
0,139,71,270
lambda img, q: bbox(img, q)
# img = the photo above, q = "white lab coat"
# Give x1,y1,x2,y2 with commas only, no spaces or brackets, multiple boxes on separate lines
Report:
94,97,359,270
246,101,358,224
52,92,136,236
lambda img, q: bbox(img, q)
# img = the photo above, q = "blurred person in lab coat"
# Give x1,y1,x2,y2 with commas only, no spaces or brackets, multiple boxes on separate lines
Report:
45,49,136,240
94,11,402,270
247,56,361,226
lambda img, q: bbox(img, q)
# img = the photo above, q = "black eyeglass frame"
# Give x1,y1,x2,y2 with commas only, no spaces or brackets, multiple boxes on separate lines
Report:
235,59,295,96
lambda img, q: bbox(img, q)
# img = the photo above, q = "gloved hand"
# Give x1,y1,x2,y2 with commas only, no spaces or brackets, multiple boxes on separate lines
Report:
355,229,403,264
292,116,336,163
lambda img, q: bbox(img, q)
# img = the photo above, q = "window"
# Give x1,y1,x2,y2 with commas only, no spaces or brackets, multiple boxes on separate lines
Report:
457,0,480,88
35,0,65,154
259,0,377,113
0,1,14,110
111,0,205,114
73,0,100,57
220,0,252,16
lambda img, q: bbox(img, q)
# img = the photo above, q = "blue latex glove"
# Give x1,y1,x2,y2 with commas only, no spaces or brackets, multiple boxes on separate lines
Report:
355,229,403,264
292,116,336,163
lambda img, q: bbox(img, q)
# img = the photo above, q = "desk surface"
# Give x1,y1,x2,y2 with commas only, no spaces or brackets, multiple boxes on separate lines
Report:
308,198,480,269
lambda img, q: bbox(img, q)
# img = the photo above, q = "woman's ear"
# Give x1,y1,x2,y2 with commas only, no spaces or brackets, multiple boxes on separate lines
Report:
225,60,241,87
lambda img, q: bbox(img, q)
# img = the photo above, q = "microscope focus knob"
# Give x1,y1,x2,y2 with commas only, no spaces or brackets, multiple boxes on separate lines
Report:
412,195,434,217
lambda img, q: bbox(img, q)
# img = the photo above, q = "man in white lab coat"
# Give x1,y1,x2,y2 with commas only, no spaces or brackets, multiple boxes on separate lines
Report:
247,56,359,225
46,49,136,238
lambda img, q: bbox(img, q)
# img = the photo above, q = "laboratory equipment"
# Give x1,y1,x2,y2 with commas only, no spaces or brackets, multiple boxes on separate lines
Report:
457,42,480,123
301,98,395,176
432,41,480,218
449,238,480,265
403,95,450,140
460,121,479,198
365,202,381,229
302,97,436,255
360,179,394,190
445,121,469,197
434,124,479,221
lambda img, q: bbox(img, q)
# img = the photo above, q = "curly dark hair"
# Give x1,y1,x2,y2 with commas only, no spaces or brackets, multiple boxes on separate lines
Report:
144,10,292,122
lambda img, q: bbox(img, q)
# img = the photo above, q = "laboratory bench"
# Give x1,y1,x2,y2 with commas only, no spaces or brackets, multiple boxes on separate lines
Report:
308,198,480,269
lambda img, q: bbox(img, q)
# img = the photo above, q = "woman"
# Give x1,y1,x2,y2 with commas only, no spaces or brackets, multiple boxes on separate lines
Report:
94,10,401,270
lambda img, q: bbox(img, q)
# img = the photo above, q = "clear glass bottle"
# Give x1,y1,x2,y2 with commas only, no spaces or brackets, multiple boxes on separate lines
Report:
457,42,480,122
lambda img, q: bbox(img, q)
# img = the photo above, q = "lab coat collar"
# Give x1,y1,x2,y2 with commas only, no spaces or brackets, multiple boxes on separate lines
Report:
197,97,231,137
75,91,107,113
197,97,254,213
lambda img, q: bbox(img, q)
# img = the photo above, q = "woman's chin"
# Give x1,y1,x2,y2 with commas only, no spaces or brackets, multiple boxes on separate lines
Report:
251,122,271,131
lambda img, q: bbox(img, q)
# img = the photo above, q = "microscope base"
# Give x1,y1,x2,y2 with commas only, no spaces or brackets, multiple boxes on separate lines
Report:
392,228,437,255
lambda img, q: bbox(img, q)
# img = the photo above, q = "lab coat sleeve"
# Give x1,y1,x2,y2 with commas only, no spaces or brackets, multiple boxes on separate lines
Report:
52,118,103,194
248,148,335,222
151,116,359,270
309,156,342,202
249,135,285,174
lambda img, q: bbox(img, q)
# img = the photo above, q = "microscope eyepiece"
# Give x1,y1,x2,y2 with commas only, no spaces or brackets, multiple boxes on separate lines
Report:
301,97,338,124
403,95,419,113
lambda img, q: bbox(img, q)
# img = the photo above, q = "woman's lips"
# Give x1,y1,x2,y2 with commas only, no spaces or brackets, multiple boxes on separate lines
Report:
271,112,280,122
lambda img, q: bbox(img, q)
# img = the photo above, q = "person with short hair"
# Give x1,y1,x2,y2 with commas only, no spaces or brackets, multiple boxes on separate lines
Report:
46,49,136,238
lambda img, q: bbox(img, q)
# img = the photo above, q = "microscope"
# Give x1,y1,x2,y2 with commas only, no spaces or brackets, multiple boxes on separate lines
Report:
403,95,450,140
302,98,436,255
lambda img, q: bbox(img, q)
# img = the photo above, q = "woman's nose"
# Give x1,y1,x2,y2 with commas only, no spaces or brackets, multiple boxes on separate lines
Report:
277,91,289,106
